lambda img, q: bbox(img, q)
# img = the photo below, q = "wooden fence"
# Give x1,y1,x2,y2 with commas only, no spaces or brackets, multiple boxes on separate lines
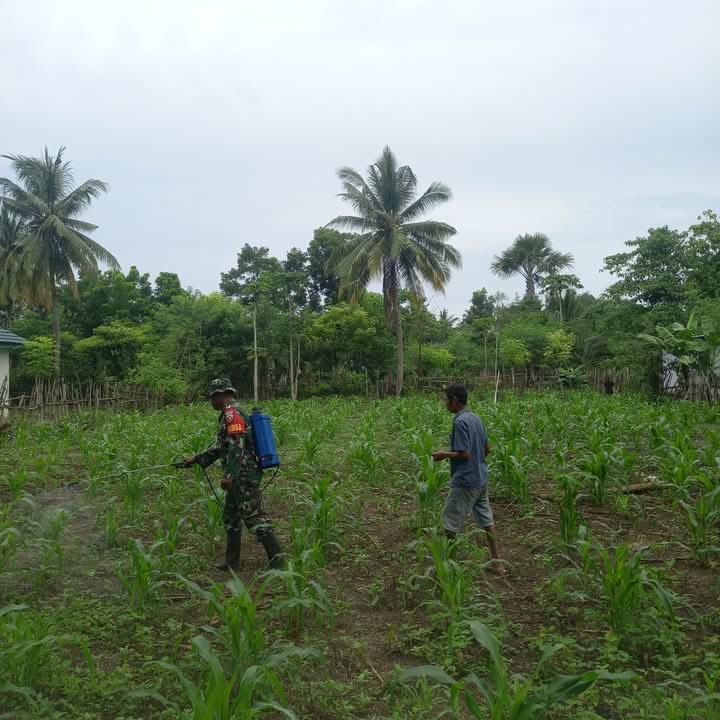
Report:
0,377,8,418
417,367,635,396
8,379,163,420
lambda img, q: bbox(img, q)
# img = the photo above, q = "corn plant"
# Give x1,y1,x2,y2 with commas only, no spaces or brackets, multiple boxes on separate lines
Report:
137,635,300,719
182,574,315,675
491,440,530,506
400,620,634,719
0,604,93,703
191,495,225,557
33,508,70,579
266,524,333,633
5,469,29,502
680,487,720,566
348,434,383,485
407,532,475,651
0,513,20,573
118,539,162,608
579,447,616,505
555,473,582,547
151,515,187,571
411,456,447,530
302,428,322,465
300,473,342,563
588,543,676,649
122,472,144,516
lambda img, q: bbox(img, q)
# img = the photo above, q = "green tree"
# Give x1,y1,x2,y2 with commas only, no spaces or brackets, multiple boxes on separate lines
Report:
543,328,576,369
74,321,149,380
326,146,460,395
61,267,154,337
0,201,26,319
153,272,185,305
435,309,459,342
18,337,55,380
540,273,583,322
462,288,496,324
219,244,282,302
685,210,720,300
0,146,118,372
307,228,348,309
491,233,573,300
500,337,530,368
603,225,688,310
306,300,392,375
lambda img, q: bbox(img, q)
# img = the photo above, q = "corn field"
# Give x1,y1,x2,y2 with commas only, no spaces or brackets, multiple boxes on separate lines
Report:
1,391,719,719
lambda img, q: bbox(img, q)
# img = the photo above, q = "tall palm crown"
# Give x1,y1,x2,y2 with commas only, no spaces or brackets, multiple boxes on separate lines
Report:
491,233,573,299
0,146,119,370
326,146,460,394
0,202,25,305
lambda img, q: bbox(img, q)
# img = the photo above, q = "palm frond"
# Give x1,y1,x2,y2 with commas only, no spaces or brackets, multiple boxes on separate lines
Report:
326,215,376,233
0,179,51,219
400,182,452,222
56,179,108,217
64,218,99,233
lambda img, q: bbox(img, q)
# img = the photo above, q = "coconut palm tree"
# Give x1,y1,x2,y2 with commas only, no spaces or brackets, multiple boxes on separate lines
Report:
0,202,26,309
0,147,119,371
491,233,573,300
326,146,460,395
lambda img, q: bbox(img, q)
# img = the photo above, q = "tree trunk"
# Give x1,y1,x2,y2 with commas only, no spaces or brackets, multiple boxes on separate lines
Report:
289,335,295,400
493,332,500,403
483,334,488,377
395,301,404,397
52,284,61,375
253,306,259,403
524,269,535,299
295,335,301,399
288,299,296,401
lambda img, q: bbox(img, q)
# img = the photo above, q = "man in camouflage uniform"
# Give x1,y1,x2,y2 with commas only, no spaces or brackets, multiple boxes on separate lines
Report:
182,378,284,571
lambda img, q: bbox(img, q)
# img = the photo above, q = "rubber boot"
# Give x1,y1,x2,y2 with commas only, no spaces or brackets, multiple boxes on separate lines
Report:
259,531,285,570
216,529,242,571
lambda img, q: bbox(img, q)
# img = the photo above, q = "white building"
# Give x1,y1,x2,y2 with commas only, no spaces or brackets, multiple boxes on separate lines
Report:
0,327,25,416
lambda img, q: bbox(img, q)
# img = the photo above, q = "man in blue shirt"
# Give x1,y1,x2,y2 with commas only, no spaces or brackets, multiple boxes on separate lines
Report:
432,383,505,574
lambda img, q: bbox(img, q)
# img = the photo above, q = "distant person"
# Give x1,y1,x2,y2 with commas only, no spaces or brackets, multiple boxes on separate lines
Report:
432,383,505,575
181,378,284,571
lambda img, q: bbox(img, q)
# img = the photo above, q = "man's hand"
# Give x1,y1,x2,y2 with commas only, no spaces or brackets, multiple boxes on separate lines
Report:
221,476,233,491
180,455,197,468
432,451,450,462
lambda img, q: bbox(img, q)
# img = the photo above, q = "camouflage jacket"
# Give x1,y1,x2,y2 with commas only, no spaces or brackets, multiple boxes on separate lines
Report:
195,401,261,483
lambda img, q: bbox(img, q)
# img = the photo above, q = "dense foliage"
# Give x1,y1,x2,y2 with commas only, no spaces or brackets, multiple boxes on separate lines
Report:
1,147,719,399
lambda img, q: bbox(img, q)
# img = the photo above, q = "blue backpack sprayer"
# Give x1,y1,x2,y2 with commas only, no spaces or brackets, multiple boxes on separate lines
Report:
250,408,281,491
178,407,281,506
251,408,280,471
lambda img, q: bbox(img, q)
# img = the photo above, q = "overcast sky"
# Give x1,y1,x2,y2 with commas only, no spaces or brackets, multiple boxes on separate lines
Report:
1,0,718,316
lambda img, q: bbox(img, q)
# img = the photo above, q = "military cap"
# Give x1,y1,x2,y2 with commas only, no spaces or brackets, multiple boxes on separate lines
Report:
207,378,237,397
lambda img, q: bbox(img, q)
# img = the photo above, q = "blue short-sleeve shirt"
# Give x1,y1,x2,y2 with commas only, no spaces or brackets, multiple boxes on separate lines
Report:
450,408,488,489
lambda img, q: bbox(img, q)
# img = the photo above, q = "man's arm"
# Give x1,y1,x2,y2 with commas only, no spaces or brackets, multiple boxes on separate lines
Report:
194,444,225,468
432,449,470,462
181,443,223,468
432,419,471,462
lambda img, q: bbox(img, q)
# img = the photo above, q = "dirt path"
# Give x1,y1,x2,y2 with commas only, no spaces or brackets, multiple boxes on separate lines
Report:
3,484,122,600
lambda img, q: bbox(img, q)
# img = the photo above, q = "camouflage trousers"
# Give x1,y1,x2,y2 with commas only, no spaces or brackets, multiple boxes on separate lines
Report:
224,475,272,537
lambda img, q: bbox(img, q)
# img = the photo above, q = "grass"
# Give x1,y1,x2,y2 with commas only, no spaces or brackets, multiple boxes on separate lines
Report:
0,391,719,718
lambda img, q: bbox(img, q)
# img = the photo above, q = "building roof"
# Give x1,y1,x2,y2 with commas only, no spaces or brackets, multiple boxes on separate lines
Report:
0,327,25,348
